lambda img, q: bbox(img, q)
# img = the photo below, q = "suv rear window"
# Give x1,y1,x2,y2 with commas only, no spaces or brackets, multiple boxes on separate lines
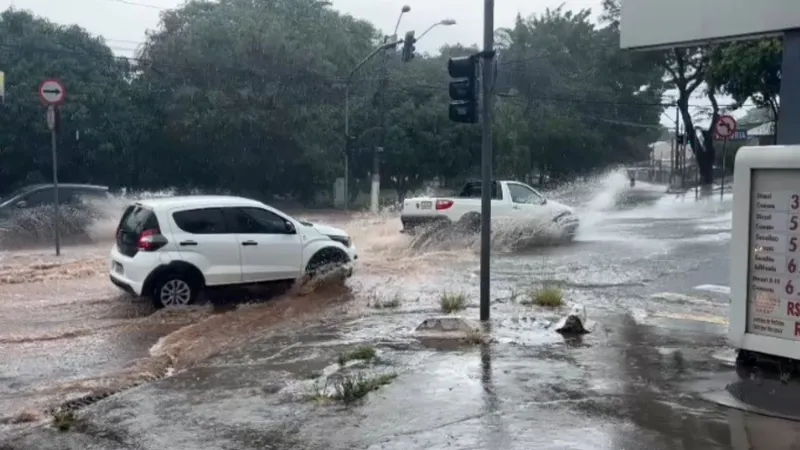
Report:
119,204,159,233
116,204,160,257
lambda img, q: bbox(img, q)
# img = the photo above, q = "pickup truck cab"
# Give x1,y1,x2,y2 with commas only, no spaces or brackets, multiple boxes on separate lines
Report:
400,180,579,239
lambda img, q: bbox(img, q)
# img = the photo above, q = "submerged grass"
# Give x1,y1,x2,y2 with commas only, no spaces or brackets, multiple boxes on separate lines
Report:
439,291,467,313
52,410,79,432
308,372,398,405
370,293,402,309
338,345,377,366
520,285,564,308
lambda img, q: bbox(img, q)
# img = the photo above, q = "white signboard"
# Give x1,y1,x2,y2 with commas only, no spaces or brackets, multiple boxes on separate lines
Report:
731,146,800,360
620,0,800,50
747,187,800,339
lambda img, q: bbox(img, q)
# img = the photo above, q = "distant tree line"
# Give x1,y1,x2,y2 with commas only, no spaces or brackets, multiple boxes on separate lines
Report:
0,0,779,204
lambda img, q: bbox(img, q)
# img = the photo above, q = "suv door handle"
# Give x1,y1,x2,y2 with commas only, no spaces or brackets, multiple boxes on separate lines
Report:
242,240,258,246
512,205,521,210
179,240,198,246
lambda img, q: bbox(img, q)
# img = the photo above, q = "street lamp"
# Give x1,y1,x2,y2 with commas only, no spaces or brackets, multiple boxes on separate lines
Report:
343,5,410,212
343,37,404,210
393,5,412,36
417,18,456,41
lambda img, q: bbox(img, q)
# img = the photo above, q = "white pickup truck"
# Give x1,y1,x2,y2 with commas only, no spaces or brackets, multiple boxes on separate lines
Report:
400,180,580,239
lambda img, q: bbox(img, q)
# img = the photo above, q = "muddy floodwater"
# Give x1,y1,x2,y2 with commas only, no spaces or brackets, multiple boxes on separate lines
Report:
1,172,798,449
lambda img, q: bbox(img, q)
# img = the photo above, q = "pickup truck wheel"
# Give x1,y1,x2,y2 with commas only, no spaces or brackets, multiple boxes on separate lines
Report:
151,273,200,308
305,249,349,278
455,213,481,234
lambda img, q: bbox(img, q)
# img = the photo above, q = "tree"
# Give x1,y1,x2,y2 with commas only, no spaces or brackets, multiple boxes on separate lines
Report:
708,39,781,140
495,6,664,183
1,0,680,205
601,0,721,186
0,9,138,190
662,47,721,186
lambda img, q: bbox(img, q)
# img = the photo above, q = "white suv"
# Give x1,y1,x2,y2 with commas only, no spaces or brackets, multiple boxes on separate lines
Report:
108,196,357,308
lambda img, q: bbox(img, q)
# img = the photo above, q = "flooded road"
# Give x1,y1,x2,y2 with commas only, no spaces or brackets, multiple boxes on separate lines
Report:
2,171,789,449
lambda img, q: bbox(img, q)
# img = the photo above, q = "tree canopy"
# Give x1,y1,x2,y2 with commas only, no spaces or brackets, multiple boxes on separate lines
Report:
0,1,719,203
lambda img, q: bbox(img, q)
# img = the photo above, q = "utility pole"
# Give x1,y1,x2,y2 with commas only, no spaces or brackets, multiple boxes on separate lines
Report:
674,106,680,189
372,36,391,214
479,0,494,322
344,39,402,211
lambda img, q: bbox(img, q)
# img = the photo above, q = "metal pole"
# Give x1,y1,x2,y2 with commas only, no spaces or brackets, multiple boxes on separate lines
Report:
50,106,60,256
479,0,494,322
343,39,402,212
344,84,350,211
674,105,679,189
371,37,390,214
720,139,727,200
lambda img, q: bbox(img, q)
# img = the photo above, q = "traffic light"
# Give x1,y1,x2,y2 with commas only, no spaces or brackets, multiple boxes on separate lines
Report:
448,55,478,124
401,31,416,62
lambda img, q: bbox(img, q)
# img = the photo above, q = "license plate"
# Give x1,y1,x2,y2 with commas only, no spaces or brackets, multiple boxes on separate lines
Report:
111,261,123,275
420,201,432,210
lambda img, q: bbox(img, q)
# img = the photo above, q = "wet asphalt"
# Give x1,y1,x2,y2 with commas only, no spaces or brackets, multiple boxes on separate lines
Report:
4,182,798,449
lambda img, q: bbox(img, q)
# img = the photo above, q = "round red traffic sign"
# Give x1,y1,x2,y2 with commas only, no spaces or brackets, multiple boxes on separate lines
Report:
39,79,66,105
715,115,737,139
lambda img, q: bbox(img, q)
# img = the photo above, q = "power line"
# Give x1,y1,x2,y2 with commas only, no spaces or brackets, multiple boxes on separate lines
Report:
103,0,165,9
0,41,765,111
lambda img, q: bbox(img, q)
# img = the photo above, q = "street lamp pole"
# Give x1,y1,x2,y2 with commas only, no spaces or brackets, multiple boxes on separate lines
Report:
369,17,456,213
371,5,411,214
343,39,403,210
417,19,457,41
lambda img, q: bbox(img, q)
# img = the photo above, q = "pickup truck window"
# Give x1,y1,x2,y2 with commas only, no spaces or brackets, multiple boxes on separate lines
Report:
458,182,502,200
507,183,546,205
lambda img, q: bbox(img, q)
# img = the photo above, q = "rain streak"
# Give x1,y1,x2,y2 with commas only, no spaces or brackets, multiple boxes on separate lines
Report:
0,0,792,448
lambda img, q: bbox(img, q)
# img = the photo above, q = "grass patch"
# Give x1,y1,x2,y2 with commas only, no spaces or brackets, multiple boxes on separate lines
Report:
308,373,398,405
333,373,397,405
52,410,79,432
439,291,467,313
463,328,487,345
338,345,377,366
370,293,402,309
520,285,564,307
303,370,323,380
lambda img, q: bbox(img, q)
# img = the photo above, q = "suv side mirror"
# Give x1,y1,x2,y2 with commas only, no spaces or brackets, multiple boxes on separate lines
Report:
15,200,27,209
284,220,296,234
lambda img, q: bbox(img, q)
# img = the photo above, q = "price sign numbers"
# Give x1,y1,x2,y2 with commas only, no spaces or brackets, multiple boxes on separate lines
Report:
792,194,800,210
791,237,799,253
790,258,798,274
787,279,795,295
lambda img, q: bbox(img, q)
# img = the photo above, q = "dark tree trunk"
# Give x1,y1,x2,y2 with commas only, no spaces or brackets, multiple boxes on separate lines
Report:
696,148,715,185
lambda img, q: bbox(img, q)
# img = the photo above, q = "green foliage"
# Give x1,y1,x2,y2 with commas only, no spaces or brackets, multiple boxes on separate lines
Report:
601,0,781,185
520,285,564,307
439,291,467,313
1,2,666,200
338,345,377,365
708,39,781,117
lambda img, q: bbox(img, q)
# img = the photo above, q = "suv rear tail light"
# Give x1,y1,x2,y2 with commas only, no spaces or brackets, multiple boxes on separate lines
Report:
435,199,454,210
138,228,167,252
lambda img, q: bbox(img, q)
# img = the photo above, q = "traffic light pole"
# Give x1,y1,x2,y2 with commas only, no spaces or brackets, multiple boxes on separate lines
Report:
479,0,494,322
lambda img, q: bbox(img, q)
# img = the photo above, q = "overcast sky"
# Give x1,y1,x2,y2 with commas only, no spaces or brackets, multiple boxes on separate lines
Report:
3,0,741,131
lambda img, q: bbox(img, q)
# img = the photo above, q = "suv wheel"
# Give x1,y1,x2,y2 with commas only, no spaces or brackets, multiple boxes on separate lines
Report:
305,250,348,278
152,274,198,308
